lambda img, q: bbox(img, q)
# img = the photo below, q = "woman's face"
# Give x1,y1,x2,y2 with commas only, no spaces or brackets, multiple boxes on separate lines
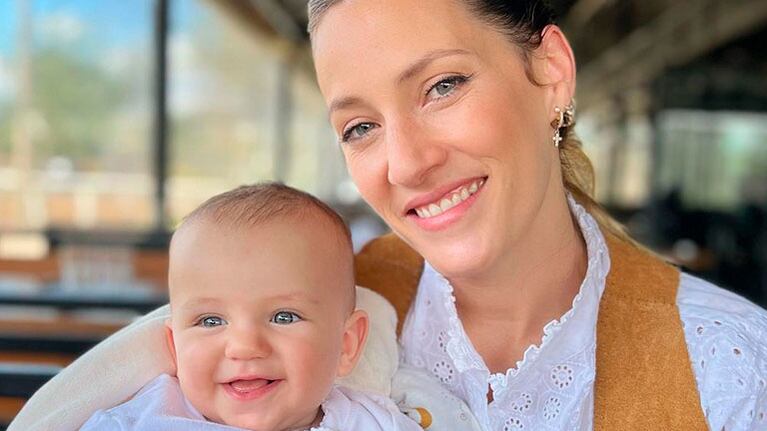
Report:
313,0,573,279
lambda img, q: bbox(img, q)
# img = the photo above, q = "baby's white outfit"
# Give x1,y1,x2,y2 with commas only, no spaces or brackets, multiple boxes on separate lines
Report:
80,374,421,431
72,286,481,431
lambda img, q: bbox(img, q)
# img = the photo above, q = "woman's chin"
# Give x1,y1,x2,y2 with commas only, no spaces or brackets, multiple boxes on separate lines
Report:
419,239,497,282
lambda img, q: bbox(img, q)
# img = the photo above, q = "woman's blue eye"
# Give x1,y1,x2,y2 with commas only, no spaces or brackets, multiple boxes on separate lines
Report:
427,75,468,99
342,122,375,142
197,316,226,328
271,311,301,325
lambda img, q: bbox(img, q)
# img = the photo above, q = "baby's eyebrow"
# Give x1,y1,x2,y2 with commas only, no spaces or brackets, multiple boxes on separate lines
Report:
268,292,322,305
179,297,223,310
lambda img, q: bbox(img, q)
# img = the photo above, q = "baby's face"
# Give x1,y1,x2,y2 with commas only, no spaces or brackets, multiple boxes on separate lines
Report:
166,219,362,431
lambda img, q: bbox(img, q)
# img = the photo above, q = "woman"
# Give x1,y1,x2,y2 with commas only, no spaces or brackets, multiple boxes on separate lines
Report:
11,1,767,430
309,1,766,429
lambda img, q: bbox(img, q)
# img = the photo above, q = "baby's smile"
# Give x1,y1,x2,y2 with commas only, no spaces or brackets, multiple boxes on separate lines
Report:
222,377,283,401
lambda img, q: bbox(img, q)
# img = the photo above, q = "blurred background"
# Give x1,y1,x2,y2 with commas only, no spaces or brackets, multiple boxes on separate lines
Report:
0,0,765,427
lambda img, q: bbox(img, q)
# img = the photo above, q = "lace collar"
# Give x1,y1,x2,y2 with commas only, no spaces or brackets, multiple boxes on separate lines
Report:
400,195,611,428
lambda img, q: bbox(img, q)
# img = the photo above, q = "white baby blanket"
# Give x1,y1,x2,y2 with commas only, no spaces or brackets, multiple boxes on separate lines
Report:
9,287,480,431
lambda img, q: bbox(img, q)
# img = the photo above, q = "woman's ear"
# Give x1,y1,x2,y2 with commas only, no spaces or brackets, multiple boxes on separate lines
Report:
164,319,177,365
534,24,576,108
337,309,369,377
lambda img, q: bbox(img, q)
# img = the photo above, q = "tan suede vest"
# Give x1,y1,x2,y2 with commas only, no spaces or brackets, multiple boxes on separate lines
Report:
354,233,708,430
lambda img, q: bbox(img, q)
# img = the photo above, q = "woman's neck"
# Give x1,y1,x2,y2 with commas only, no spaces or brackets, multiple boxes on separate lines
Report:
448,188,588,373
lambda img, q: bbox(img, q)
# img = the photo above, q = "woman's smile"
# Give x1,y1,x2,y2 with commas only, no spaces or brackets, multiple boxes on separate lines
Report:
405,176,487,231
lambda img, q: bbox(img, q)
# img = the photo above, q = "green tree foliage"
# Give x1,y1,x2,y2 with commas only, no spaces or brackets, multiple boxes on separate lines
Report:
30,47,125,169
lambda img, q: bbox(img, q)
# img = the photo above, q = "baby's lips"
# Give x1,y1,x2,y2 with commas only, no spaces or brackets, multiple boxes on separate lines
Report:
229,378,271,392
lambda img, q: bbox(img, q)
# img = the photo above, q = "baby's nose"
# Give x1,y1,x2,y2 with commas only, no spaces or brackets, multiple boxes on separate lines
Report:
224,327,272,360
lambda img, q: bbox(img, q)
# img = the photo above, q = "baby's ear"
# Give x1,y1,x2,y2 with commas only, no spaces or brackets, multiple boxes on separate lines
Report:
337,310,369,377
164,319,178,365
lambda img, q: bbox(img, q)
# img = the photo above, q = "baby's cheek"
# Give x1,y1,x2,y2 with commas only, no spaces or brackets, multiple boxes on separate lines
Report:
180,369,223,422
296,336,341,386
175,342,221,412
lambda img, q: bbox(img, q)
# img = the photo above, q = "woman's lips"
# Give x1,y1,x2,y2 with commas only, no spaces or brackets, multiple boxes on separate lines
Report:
410,177,485,218
403,176,486,216
222,378,282,401
407,177,486,232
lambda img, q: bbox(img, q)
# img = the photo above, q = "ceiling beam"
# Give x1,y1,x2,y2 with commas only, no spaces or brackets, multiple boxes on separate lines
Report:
562,0,613,29
577,0,767,110
245,0,304,42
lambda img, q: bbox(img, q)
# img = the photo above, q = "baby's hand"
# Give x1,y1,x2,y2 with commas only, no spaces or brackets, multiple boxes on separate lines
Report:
391,365,482,431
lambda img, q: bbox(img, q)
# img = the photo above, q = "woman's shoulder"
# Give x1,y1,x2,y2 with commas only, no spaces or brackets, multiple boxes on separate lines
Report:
677,273,767,430
678,273,766,317
677,273,767,364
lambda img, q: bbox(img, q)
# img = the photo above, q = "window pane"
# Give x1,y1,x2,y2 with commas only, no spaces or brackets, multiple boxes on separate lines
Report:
0,0,154,230
167,0,346,225
657,110,767,210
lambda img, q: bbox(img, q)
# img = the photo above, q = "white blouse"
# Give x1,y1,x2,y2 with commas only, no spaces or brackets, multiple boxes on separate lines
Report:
400,197,767,431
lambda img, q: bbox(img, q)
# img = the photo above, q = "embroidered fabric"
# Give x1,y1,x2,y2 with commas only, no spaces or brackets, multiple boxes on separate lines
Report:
678,273,767,431
400,197,767,430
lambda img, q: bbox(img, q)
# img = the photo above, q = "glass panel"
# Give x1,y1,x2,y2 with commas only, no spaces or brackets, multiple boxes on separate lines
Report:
167,0,346,227
0,0,154,231
579,96,654,208
657,110,767,210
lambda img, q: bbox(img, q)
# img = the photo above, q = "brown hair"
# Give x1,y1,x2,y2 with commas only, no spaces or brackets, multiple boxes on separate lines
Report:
307,0,633,243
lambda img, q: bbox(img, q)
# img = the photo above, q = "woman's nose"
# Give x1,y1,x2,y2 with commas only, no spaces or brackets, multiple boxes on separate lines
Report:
385,120,447,187
224,326,271,360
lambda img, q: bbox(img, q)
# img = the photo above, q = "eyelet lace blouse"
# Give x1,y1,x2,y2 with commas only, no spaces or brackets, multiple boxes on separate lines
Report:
399,197,767,431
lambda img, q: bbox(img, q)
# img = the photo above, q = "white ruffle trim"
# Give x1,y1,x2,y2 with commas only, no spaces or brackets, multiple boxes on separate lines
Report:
431,194,610,384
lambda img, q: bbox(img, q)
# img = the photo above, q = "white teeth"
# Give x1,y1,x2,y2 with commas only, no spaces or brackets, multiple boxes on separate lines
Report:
428,203,442,217
413,179,485,219
439,198,452,212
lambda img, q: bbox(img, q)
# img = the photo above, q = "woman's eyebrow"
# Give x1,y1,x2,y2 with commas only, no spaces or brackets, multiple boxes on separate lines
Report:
396,48,471,84
327,48,471,117
328,96,365,117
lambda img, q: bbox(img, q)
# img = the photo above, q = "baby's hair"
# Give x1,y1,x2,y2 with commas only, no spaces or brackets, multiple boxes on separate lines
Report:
174,182,356,310
180,182,351,246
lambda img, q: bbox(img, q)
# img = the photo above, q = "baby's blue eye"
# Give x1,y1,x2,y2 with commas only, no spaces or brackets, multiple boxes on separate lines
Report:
271,311,301,325
197,316,226,328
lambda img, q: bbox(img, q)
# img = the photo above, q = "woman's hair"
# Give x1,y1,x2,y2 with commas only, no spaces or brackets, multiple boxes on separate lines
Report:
307,0,632,243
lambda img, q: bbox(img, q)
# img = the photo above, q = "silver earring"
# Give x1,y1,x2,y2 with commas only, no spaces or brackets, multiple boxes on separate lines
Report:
551,100,575,148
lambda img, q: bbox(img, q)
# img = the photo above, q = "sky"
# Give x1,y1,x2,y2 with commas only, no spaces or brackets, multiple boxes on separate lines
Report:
0,0,284,118
0,0,157,55
0,0,199,104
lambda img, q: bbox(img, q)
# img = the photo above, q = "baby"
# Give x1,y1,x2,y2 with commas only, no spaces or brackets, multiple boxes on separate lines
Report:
79,183,422,431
